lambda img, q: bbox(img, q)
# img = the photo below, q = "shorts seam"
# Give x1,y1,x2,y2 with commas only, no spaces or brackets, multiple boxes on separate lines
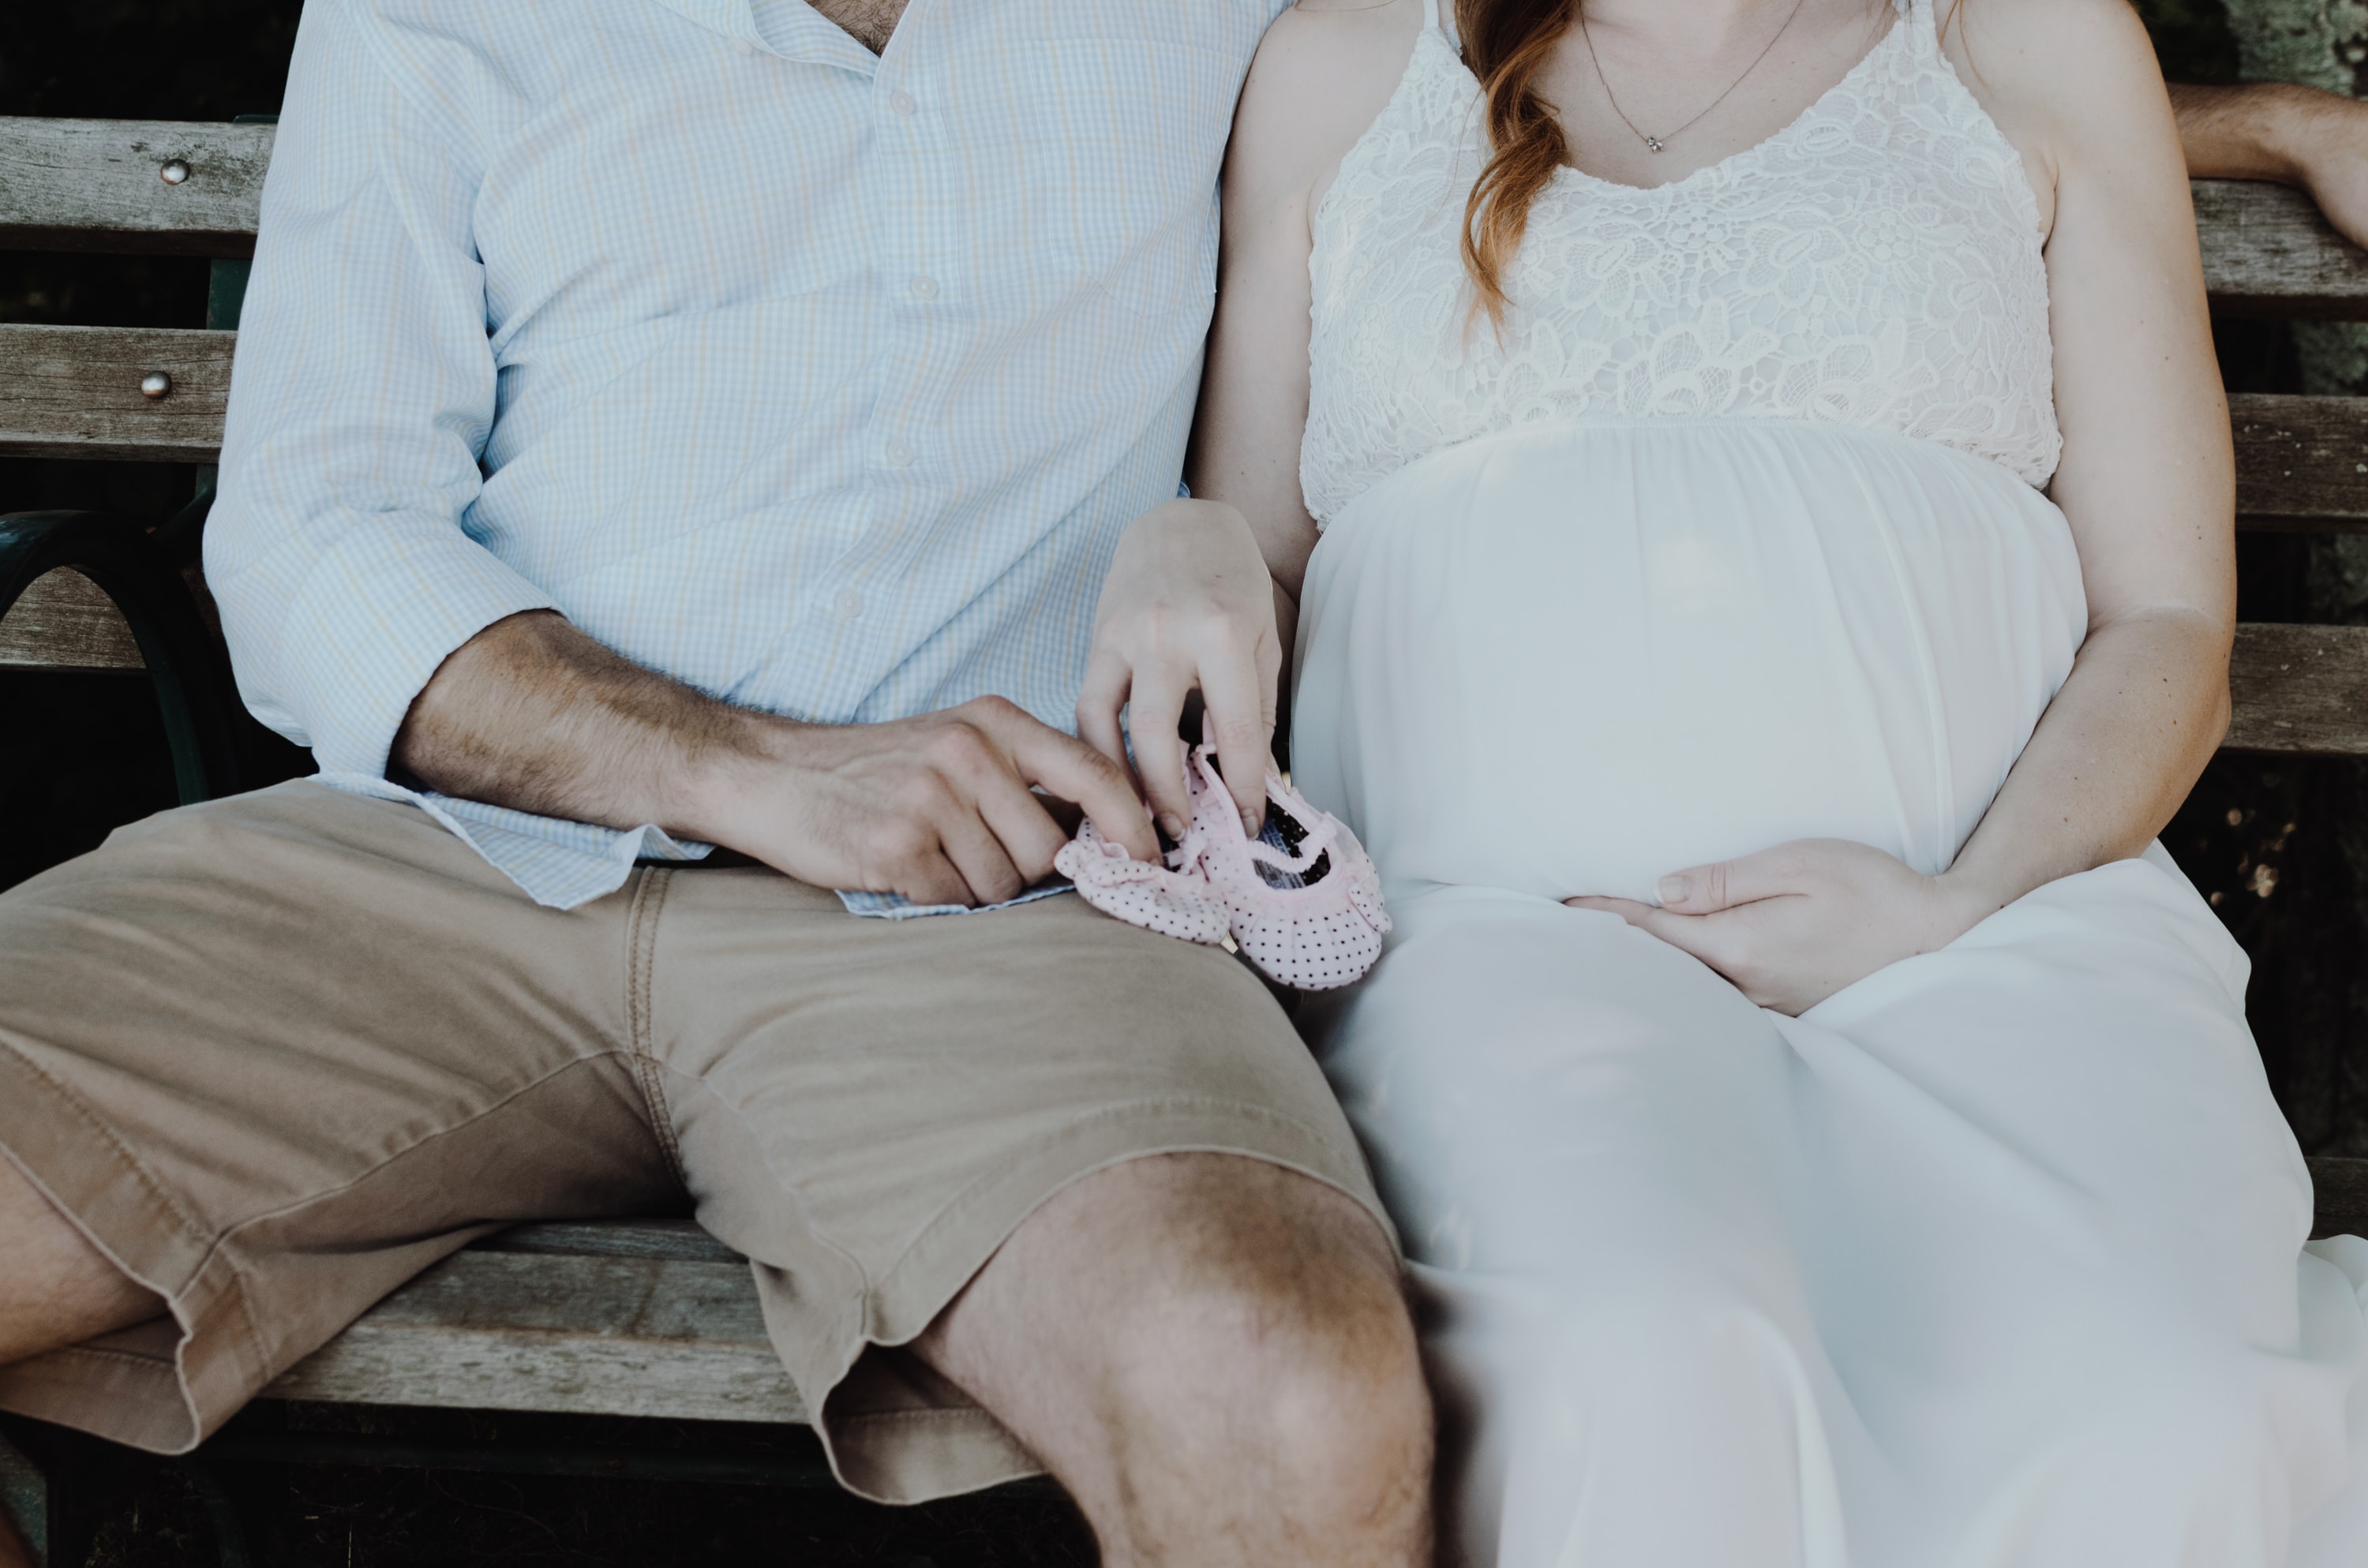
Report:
198,1053,665,1245
684,1061,875,1295
0,1031,215,1256
624,866,688,1185
0,1033,281,1388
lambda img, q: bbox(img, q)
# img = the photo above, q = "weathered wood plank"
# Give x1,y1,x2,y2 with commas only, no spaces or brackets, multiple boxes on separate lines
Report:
2233,393,2368,530
2197,178,2368,320
0,324,236,463
276,1158,2368,1424
0,568,143,672
0,126,2352,313
2312,1155,2368,1240
0,117,271,256
265,1251,808,1424
479,1218,744,1266
2226,623,2368,756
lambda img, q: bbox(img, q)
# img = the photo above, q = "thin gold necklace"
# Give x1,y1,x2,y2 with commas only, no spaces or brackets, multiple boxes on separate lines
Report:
1579,0,1812,154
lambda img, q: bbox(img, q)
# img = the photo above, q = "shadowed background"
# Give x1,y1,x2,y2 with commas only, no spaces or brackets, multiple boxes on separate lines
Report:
0,0,2361,1562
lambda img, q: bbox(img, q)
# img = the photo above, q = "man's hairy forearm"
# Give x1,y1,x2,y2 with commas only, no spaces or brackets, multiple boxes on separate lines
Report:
392,611,771,837
2168,80,2313,184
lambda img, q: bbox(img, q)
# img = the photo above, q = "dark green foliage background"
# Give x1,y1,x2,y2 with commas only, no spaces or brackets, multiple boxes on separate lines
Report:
2,0,2365,1561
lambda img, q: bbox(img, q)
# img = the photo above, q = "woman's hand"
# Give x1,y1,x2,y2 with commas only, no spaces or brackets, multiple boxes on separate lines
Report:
1077,499,1281,839
1565,840,1995,1016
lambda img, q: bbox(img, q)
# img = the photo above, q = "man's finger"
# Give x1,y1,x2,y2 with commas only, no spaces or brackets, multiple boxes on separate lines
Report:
1654,847,1808,914
889,844,980,911
988,705,1161,863
1197,638,1276,833
933,805,1028,907
971,769,1072,886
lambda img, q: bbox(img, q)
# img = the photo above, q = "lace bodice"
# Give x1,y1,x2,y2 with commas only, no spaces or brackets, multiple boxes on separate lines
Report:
1300,0,2060,525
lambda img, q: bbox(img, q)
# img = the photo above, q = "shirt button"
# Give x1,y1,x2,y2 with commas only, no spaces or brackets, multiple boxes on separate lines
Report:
909,274,939,300
889,89,916,116
885,440,915,467
835,588,864,620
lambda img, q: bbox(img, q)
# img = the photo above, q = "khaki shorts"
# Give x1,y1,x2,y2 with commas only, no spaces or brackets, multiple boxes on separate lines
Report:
0,782,1386,1499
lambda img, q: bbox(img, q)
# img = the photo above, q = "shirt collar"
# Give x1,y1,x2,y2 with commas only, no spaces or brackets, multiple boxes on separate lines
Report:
645,0,879,71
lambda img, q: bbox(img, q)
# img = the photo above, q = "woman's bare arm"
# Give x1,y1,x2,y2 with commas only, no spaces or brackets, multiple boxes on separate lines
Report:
1186,0,1424,607
1939,0,2235,909
1577,0,2236,1012
1066,0,1418,808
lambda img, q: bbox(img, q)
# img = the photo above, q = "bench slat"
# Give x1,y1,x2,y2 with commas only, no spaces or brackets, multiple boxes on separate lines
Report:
2234,392,2368,530
262,1159,2368,1424
0,569,144,672
479,1218,744,1266
2197,179,2368,319
7,321,2364,539
2226,623,2368,755
2314,1154,2368,1239
0,324,236,464
14,572,2367,754
0,122,2360,314
264,1250,808,1424
0,117,272,256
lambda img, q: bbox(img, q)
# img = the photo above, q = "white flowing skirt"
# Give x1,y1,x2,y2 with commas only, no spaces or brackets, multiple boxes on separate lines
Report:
1291,417,2368,1567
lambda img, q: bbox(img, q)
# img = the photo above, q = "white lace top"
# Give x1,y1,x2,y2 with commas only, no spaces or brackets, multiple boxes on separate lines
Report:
1299,0,2060,526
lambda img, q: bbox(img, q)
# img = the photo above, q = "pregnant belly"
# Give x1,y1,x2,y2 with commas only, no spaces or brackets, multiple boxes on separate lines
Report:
1291,417,2087,905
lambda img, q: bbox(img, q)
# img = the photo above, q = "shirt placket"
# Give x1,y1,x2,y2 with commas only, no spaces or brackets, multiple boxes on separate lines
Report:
811,28,965,719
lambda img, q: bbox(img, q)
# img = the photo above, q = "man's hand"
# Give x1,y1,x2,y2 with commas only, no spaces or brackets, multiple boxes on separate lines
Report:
2171,80,2368,251
1564,839,1995,1016
1077,499,1283,839
688,698,1158,907
395,612,1158,907
2278,89,2368,253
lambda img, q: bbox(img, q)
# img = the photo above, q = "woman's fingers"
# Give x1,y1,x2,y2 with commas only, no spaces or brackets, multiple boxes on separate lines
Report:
1654,843,1824,913
1197,633,1277,833
1074,649,1135,777
1127,675,1195,840
1564,896,1747,979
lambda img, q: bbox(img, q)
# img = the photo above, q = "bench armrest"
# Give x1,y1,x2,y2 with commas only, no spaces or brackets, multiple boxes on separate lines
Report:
0,510,240,803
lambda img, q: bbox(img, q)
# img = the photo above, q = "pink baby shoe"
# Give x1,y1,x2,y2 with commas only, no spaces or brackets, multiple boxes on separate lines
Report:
1056,743,1392,990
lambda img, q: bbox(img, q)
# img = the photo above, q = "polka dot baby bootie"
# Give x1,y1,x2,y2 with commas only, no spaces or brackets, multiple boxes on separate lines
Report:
1055,743,1392,990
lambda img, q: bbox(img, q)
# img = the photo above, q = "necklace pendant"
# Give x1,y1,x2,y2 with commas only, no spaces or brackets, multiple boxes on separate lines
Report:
1644,136,1664,153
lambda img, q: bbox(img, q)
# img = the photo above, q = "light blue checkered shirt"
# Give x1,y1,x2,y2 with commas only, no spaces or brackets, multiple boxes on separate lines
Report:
207,0,1278,909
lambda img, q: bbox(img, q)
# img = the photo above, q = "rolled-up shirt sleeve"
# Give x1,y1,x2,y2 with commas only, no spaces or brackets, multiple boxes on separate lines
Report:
203,0,553,777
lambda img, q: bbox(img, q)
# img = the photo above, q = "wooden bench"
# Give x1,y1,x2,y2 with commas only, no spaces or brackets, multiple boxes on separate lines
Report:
7,112,2368,1557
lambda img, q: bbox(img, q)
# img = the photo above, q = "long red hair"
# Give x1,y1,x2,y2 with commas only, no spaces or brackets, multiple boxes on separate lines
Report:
1456,0,1580,329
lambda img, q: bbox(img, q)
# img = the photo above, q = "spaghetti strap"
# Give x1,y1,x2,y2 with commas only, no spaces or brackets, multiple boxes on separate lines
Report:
1422,0,1442,36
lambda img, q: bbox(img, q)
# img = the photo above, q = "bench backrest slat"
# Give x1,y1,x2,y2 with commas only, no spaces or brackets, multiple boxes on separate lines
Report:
2195,179,2368,319
0,324,235,463
2227,623,2368,754
5,125,2368,309
0,117,272,256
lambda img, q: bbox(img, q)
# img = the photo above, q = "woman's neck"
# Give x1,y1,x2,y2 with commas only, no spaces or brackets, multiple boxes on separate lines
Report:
1534,0,1897,189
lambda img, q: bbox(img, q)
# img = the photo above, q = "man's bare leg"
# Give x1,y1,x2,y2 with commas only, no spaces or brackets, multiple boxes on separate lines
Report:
914,1153,1433,1568
0,1155,163,1366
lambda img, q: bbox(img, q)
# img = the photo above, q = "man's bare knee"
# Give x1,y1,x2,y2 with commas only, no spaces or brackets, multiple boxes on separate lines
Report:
0,1156,162,1366
919,1153,1431,1566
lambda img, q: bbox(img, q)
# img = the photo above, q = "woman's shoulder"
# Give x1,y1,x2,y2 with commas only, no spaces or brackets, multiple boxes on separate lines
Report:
1939,0,2178,219
1226,0,1430,223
